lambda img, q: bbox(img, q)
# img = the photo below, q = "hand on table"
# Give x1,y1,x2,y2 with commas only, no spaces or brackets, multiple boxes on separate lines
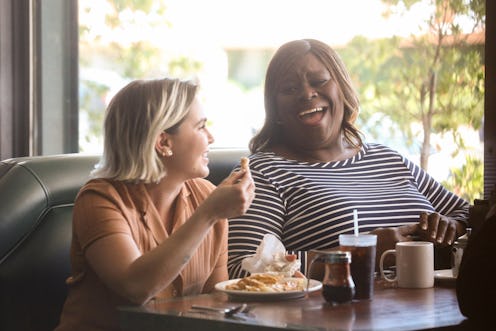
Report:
370,212,465,270
417,212,463,246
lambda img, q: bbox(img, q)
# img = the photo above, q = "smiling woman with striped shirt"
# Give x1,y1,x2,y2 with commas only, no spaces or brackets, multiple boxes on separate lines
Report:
227,39,469,279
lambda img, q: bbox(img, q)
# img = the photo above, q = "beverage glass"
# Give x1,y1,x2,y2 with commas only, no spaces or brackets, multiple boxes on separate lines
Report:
339,234,377,300
380,241,434,288
451,229,470,277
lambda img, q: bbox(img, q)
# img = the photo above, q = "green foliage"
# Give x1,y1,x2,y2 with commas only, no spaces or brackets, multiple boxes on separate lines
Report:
227,49,275,89
442,154,483,202
117,41,165,78
77,0,485,202
341,0,484,165
432,46,484,131
78,0,195,151
79,80,109,151
338,0,485,198
168,57,203,80
112,0,161,12
105,0,168,28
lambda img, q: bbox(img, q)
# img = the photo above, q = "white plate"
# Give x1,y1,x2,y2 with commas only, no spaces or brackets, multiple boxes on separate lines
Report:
215,278,322,301
435,269,456,280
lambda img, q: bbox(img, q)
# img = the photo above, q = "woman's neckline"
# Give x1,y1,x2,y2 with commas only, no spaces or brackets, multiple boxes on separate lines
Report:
266,144,364,164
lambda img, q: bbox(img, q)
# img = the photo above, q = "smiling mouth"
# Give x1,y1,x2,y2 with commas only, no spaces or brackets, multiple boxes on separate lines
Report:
298,107,325,118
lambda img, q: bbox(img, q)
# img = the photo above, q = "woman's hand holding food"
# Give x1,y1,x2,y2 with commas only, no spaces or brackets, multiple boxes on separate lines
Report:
201,158,255,221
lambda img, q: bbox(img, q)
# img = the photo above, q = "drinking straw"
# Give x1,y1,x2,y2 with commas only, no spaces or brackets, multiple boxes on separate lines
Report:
353,209,359,236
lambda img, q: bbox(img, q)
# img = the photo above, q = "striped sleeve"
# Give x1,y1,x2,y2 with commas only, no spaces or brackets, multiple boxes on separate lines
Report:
402,156,470,224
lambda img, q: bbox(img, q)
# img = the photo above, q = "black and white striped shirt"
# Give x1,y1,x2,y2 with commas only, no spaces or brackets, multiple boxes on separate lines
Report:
228,143,469,279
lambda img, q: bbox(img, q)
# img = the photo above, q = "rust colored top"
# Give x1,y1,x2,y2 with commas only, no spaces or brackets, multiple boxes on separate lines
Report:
55,178,228,331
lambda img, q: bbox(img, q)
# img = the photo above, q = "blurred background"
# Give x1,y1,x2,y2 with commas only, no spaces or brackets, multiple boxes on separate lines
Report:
77,0,485,202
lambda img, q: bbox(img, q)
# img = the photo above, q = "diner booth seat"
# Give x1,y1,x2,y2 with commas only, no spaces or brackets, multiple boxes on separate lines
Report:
0,149,247,331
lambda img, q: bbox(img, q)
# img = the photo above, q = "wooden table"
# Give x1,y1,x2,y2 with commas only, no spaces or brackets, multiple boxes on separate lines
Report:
118,280,467,331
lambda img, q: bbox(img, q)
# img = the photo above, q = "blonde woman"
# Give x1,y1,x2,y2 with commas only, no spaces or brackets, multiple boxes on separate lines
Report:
56,78,254,331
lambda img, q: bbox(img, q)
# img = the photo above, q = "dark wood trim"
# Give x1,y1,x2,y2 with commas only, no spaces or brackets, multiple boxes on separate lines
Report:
484,0,496,198
11,0,31,157
0,0,79,158
65,0,79,153
0,0,31,159
32,0,42,155
0,0,14,158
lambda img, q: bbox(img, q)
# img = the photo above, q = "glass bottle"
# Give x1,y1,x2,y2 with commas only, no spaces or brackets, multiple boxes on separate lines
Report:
315,251,355,305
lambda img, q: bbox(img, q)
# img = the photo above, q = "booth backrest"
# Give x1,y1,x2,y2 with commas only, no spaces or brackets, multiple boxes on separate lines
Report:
0,149,247,331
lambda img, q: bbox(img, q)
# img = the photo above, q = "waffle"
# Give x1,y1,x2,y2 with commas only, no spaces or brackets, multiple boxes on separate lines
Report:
226,273,305,292
240,157,249,171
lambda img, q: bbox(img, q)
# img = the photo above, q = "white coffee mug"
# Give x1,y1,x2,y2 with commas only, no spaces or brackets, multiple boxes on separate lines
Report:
380,241,434,288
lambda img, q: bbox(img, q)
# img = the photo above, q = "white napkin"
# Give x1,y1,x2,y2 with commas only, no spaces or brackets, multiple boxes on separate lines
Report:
241,233,301,277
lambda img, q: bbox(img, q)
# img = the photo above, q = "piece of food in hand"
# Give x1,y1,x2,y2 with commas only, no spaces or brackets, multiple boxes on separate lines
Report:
240,157,249,171
225,273,306,292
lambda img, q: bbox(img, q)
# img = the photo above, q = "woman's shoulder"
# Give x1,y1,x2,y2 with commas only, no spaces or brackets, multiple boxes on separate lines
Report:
73,180,130,216
248,151,291,166
76,178,134,203
363,142,400,154
249,151,276,160
79,178,115,195
362,142,406,160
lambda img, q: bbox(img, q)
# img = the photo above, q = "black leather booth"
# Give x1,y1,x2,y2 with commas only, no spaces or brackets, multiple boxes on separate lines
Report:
0,149,247,331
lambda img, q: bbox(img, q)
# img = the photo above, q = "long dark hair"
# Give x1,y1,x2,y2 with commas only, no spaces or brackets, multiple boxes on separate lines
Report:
250,39,363,153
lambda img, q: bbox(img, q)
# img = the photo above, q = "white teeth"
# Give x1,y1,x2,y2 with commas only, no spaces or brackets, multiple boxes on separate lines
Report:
299,107,323,116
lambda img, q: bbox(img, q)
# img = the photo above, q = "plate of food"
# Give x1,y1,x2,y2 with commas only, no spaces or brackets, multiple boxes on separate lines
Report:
215,273,322,300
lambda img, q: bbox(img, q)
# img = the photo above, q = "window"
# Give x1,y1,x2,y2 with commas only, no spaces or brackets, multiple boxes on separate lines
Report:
1,0,493,201
78,0,486,201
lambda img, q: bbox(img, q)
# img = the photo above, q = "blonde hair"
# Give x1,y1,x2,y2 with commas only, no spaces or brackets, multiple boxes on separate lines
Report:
91,78,198,183
250,39,363,153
